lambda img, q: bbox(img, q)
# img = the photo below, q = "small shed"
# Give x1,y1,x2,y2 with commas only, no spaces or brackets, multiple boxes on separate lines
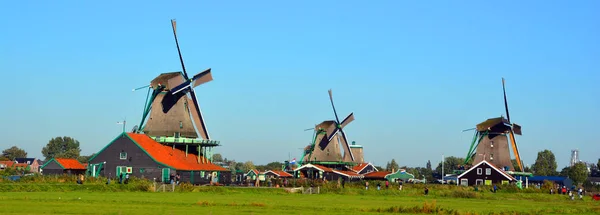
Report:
457,160,516,186
246,169,262,181
41,158,87,175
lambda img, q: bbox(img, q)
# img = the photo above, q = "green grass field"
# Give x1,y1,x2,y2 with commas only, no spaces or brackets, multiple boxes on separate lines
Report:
1,186,599,215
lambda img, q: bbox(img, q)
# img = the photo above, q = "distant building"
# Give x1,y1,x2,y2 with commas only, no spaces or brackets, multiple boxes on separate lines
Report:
14,158,42,173
41,158,87,175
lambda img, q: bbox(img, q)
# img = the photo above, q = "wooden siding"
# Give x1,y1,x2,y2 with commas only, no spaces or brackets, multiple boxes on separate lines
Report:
89,135,166,181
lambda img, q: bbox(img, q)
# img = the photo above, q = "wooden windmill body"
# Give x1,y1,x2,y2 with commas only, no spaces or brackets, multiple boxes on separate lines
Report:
464,78,524,172
133,20,219,163
301,90,359,165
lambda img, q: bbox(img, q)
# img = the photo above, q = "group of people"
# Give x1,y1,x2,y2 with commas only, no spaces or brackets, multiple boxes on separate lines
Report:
550,185,585,200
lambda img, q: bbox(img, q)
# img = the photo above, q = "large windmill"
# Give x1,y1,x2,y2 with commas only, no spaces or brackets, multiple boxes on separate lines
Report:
300,89,361,165
133,19,219,163
464,78,524,171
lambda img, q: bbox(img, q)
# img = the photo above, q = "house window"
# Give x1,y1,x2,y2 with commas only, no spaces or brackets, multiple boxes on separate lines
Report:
486,168,491,175
460,179,468,186
477,168,482,175
120,152,127,160
476,179,484,185
27,161,31,164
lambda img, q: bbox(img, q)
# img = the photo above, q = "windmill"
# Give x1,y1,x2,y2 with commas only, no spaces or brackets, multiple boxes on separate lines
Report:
300,89,359,165
132,19,219,163
463,78,524,171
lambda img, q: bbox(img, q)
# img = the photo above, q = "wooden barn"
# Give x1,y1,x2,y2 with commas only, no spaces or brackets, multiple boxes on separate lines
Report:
41,158,86,175
89,133,228,185
457,160,516,186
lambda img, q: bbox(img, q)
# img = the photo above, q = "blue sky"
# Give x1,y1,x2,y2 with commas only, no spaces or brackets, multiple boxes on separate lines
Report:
1,1,598,169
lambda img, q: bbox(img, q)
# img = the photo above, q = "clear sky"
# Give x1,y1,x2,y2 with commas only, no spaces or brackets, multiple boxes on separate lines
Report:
1,1,598,169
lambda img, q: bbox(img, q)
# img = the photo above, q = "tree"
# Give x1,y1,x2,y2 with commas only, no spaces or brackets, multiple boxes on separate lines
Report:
568,162,588,185
42,136,82,160
559,166,570,177
212,153,223,162
242,161,255,172
386,159,399,172
531,149,558,176
424,160,434,182
435,156,465,175
78,153,96,163
2,146,27,161
265,162,284,171
597,158,600,170
511,159,524,172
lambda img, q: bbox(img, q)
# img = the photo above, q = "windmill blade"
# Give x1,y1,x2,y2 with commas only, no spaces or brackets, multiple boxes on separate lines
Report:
324,123,339,145
502,78,511,123
186,90,210,140
191,68,213,88
512,123,522,135
171,19,189,78
170,80,192,95
340,113,354,129
339,129,355,161
328,89,341,123
508,129,523,171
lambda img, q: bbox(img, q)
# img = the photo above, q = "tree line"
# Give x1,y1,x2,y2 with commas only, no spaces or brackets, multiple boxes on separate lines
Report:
1,136,94,163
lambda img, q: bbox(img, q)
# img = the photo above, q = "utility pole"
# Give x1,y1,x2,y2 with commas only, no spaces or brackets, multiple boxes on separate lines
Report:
441,154,445,184
117,118,126,133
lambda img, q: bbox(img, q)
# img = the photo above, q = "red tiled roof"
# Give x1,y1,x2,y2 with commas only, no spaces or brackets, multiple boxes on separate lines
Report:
55,158,86,170
364,171,392,178
266,170,293,177
13,163,29,167
127,133,227,171
0,161,15,167
312,164,334,172
351,163,369,172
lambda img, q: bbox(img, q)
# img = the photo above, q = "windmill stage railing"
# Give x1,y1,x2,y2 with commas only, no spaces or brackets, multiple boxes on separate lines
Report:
151,136,220,146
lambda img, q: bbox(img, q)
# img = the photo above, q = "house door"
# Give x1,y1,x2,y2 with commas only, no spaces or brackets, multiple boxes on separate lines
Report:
116,166,122,177
162,168,170,183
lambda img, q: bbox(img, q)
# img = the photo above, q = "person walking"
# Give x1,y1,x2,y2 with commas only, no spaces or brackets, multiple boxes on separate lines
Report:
365,181,369,190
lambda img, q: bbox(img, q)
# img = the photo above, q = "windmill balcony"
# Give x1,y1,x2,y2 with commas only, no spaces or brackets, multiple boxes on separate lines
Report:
151,136,220,146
